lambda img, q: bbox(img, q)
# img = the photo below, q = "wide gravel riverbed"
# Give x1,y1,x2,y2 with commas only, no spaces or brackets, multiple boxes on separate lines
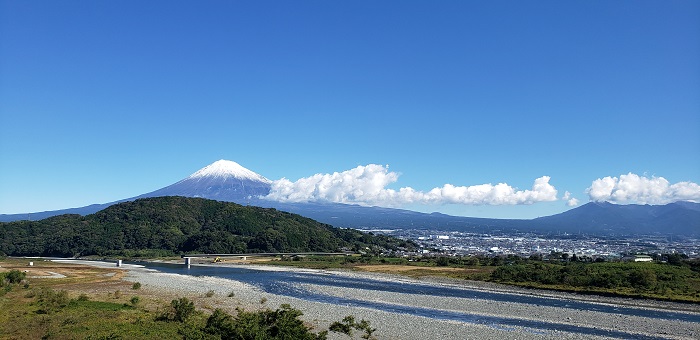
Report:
60,260,700,340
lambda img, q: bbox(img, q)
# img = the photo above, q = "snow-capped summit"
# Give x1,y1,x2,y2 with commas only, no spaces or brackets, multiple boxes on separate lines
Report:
188,160,271,183
133,160,273,202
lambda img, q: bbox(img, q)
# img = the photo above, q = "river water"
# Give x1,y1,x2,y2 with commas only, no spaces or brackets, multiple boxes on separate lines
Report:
138,262,698,339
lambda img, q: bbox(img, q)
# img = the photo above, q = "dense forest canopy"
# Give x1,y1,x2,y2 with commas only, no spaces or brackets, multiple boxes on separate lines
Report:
0,196,414,257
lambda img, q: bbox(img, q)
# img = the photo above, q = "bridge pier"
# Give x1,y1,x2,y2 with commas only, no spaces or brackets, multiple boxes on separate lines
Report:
184,257,192,267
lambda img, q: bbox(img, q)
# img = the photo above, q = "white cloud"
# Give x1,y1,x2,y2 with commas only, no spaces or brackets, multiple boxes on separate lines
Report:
563,191,580,207
586,173,700,204
265,164,559,206
563,191,571,200
265,164,399,205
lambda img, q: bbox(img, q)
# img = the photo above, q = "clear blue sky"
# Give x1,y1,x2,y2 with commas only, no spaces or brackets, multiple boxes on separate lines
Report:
1,1,699,218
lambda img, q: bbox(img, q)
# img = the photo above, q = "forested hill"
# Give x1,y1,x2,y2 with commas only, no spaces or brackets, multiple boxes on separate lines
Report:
0,196,414,257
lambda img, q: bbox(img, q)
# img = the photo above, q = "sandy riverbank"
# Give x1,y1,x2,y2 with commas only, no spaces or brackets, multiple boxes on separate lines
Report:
57,260,700,340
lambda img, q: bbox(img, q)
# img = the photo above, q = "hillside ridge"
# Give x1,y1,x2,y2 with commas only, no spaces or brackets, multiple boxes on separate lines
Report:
0,196,412,257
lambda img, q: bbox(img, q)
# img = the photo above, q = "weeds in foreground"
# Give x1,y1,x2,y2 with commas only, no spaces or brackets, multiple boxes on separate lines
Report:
329,315,377,340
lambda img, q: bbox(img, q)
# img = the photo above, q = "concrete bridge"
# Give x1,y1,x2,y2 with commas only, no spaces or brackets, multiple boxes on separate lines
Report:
181,252,351,266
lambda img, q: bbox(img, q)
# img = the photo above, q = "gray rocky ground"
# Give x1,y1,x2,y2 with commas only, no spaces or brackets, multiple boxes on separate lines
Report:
57,260,700,340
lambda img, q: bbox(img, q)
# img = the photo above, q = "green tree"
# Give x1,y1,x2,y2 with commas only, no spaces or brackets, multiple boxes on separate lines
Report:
436,257,450,267
628,268,657,289
204,308,234,338
159,297,196,322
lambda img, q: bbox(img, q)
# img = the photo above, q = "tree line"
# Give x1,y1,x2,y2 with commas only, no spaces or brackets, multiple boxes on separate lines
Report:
0,196,415,257
489,258,700,300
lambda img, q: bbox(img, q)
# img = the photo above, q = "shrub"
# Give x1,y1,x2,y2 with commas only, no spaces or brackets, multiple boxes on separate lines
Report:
204,305,326,340
205,290,215,297
130,296,140,305
4,270,26,284
1,269,27,294
36,288,69,314
204,308,234,337
329,315,375,339
329,316,354,335
158,297,196,322
131,282,141,290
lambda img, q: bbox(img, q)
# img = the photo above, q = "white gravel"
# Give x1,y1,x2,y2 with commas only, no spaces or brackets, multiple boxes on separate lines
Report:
57,260,700,340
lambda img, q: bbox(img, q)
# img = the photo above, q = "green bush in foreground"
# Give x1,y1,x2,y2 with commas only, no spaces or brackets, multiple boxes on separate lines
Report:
158,297,196,322
204,304,327,340
36,288,70,314
329,315,376,340
1,269,26,285
0,269,27,296
7,284,370,340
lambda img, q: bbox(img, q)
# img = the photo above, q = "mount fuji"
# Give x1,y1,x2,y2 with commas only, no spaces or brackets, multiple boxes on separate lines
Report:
0,160,274,221
1,160,699,236
137,160,272,202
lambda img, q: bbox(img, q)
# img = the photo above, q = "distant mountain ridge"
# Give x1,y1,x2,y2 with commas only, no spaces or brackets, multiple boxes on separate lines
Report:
1,160,698,236
533,201,700,235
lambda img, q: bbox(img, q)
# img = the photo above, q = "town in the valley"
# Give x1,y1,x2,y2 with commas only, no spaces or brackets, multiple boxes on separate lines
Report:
365,228,700,261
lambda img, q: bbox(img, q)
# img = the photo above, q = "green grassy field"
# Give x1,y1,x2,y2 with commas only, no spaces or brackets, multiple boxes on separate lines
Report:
0,258,180,339
0,258,368,340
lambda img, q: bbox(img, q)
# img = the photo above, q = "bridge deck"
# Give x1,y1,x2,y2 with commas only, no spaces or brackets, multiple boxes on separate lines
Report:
181,252,350,258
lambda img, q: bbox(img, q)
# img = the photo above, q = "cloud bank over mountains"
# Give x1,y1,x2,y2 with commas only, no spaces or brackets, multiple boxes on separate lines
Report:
266,164,558,207
264,165,700,208
586,173,700,204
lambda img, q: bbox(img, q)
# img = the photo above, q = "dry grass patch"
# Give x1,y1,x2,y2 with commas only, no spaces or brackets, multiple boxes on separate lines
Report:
355,265,469,273
353,264,494,280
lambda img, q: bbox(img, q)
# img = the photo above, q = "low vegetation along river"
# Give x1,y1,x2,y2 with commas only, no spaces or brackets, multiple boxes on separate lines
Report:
136,262,699,339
